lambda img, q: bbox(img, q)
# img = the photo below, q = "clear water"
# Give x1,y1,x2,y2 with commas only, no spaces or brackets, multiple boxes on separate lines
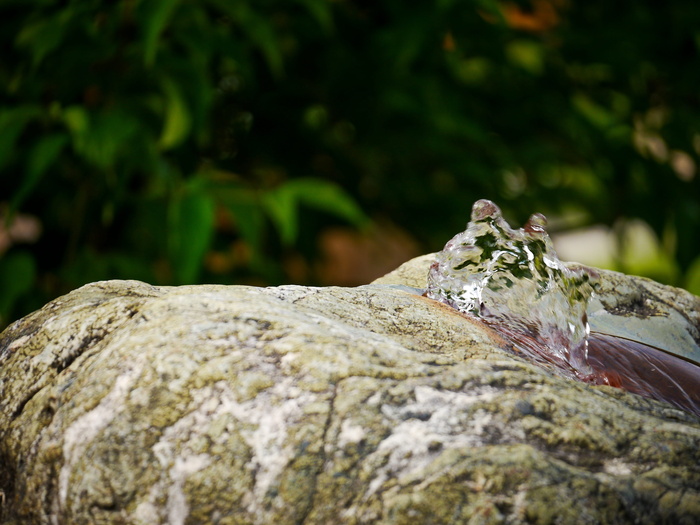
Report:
425,199,598,381
424,199,700,417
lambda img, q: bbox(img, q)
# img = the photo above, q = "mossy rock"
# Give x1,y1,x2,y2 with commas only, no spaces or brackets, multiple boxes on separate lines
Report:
0,259,699,523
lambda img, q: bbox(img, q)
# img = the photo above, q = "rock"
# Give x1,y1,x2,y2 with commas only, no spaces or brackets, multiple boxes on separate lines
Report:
1,263,699,524
377,253,700,365
586,268,700,365
373,253,434,290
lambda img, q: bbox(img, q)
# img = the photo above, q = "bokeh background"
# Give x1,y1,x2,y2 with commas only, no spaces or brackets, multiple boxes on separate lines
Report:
2,0,700,328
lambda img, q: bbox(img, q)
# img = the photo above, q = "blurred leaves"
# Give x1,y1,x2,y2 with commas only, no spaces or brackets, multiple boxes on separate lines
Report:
263,178,369,246
141,0,181,67
159,77,192,150
0,106,41,171
11,132,68,214
0,251,36,324
2,0,700,327
168,179,216,284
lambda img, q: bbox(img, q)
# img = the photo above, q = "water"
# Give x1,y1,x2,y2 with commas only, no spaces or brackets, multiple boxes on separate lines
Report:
425,199,700,417
425,199,597,381
587,332,700,417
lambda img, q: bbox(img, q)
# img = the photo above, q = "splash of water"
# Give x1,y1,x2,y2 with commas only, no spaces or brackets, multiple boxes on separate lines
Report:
424,199,700,417
425,199,598,380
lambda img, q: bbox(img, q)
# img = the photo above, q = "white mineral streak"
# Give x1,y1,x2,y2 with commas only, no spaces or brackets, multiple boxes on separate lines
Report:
132,494,161,525
338,418,367,448
144,377,315,521
508,488,529,522
222,378,315,516
5,334,30,353
147,387,222,524
59,358,144,506
602,458,633,476
167,455,212,525
34,309,103,366
362,385,500,501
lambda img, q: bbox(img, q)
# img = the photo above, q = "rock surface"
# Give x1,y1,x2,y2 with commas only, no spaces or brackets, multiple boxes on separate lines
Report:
0,256,699,524
376,253,700,365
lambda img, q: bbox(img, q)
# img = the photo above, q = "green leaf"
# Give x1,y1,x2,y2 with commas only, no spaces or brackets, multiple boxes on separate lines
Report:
289,178,369,228
243,15,284,78
62,105,89,135
62,105,92,161
140,0,182,66
63,108,139,169
0,251,36,324
168,182,216,283
506,40,544,75
159,77,192,150
685,255,700,296
262,178,369,246
473,0,507,23
295,0,333,32
262,184,298,246
216,187,265,254
572,93,615,129
11,133,68,214
15,12,69,67
206,1,284,77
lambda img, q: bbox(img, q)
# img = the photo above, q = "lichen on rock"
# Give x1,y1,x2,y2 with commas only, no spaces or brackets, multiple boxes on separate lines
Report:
0,258,699,523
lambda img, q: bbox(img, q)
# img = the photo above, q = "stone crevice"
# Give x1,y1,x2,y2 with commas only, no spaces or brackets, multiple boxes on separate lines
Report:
298,380,338,525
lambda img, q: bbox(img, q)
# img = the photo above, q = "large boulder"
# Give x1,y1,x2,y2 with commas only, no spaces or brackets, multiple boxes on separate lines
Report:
1,256,699,524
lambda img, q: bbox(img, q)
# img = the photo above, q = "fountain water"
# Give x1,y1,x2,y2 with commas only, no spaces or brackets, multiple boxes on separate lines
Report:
425,199,700,417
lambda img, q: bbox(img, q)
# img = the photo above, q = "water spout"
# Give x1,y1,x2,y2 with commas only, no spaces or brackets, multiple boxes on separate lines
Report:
426,199,700,417
426,199,597,381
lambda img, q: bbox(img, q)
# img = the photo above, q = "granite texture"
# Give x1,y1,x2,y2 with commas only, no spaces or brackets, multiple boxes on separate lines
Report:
0,259,699,524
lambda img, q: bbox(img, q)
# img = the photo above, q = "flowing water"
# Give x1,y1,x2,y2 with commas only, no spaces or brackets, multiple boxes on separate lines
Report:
425,199,700,417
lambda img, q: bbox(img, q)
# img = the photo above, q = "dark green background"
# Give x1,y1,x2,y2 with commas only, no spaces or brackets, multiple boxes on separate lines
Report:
2,0,700,328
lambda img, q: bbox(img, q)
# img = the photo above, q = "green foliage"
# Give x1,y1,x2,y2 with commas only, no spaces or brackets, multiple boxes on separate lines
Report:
0,251,36,324
263,178,369,246
168,178,216,284
1,0,700,327
0,0,368,326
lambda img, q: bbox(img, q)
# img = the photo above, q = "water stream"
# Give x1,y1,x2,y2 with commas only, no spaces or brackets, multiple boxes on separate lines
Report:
425,199,700,417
